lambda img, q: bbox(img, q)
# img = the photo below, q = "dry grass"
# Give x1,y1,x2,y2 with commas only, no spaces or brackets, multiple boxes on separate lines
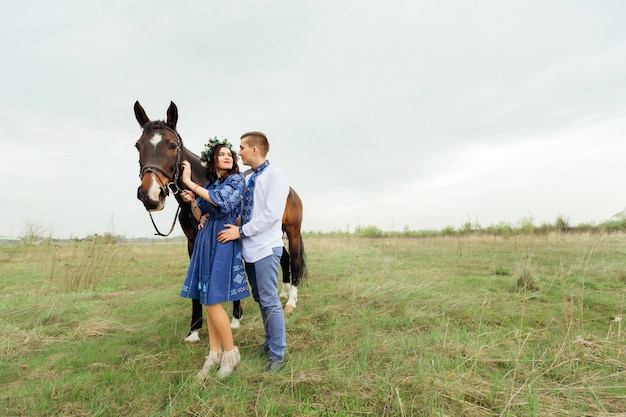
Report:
1,234,625,416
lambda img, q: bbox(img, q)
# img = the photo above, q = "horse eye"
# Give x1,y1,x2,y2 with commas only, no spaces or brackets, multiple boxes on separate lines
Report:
169,143,178,150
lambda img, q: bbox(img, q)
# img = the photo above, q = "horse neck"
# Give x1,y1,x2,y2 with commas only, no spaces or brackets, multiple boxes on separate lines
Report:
181,147,205,185
173,147,206,241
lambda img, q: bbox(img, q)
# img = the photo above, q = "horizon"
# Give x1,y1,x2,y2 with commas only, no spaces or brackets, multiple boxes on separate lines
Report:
4,210,624,240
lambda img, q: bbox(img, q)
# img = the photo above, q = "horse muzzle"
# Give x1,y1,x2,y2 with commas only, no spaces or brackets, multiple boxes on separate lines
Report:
137,183,166,212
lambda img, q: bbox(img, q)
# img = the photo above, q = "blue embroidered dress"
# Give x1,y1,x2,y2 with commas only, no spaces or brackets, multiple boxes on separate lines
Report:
180,174,250,305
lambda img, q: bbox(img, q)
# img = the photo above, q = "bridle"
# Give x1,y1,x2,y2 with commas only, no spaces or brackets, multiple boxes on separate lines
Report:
138,121,184,236
139,121,183,195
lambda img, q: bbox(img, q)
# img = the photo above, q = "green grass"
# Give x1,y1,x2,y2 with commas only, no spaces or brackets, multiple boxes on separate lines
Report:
1,234,625,416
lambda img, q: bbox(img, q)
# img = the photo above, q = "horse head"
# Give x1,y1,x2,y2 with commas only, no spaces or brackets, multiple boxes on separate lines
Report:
134,101,183,212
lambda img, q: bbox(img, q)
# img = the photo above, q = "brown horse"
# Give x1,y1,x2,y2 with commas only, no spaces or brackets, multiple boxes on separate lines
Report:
133,101,307,333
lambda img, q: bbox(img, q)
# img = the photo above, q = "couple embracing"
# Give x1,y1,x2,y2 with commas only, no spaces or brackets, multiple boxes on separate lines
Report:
179,131,289,379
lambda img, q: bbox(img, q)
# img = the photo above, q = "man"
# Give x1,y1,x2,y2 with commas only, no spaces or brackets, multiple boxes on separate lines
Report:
218,131,290,372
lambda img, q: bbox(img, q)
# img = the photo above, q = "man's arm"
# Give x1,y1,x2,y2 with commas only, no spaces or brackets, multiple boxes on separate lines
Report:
240,171,289,237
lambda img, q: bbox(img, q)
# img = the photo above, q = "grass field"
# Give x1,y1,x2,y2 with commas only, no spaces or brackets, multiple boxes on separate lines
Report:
1,233,625,416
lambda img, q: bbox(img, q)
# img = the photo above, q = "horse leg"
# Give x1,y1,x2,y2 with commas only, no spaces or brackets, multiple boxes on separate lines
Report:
279,246,291,301
230,300,243,329
284,234,306,315
183,298,203,342
281,246,300,315
284,285,298,314
280,189,306,315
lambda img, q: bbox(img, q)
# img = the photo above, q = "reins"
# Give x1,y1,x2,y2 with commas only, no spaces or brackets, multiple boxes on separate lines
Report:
139,121,185,237
148,206,181,237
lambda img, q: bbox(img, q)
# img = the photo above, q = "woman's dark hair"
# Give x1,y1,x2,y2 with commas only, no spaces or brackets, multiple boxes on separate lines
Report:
205,144,240,182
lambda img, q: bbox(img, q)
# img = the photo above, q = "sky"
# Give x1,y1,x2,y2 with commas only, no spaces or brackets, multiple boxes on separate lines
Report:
1,1,625,239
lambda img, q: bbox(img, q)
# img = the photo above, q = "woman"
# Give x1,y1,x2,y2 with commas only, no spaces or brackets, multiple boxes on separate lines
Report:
180,137,249,380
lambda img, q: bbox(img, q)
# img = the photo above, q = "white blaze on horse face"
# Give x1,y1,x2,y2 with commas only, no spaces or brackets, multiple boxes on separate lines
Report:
150,133,163,148
144,132,166,210
147,172,165,210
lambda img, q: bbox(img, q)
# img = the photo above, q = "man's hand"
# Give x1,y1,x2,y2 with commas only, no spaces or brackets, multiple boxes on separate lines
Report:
218,224,240,243
198,213,210,230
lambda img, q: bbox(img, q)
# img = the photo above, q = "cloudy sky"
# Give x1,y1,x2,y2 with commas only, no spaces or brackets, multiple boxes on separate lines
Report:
2,1,625,238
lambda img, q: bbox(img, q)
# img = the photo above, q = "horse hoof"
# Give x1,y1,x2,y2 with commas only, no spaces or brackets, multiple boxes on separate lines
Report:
283,305,295,315
230,318,241,329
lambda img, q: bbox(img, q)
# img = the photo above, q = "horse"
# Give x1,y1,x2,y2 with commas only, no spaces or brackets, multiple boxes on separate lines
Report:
133,100,307,334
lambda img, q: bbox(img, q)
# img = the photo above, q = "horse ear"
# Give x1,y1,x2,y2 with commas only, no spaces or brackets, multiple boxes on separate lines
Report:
134,101,150,127
166,101,178,130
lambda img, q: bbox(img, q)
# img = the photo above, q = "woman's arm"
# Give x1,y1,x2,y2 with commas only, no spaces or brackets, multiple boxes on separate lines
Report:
181,160,218,207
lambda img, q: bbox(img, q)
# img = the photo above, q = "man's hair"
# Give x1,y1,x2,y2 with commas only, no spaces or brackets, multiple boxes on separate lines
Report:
241,131,269,156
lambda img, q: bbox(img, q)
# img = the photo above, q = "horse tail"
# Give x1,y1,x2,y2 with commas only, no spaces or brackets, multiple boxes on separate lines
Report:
291,235,307,286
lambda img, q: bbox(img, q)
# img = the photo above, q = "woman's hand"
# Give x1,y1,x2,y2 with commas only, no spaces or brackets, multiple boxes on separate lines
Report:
181,160,192,183
181,189,195,203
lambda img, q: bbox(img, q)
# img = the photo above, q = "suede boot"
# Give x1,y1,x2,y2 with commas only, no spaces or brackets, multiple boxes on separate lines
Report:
196,350,222,381
217,347,240,379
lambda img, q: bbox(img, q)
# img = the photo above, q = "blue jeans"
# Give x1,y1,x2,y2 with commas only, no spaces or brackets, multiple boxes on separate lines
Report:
245,247,286,361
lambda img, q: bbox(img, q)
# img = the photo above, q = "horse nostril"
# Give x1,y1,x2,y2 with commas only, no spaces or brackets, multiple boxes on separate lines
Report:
159,189,166,200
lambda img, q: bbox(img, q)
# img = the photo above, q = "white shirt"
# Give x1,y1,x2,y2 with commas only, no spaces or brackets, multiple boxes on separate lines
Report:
240,164,290,263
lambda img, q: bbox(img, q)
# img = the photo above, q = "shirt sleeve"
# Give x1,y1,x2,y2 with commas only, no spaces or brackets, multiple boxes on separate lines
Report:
241,168,289,237
208,174,245,215
196,185,211,214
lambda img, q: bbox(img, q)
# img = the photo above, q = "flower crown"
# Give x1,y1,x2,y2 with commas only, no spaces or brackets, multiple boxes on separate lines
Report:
199,137,237,167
